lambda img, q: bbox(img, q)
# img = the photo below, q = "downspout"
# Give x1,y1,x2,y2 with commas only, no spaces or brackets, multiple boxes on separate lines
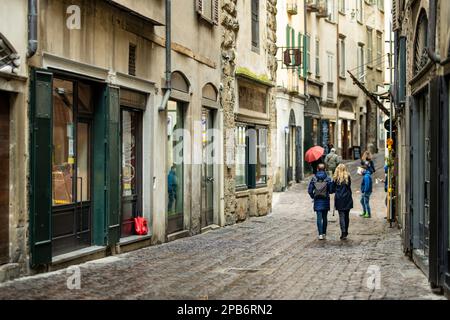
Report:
27,0,38,58
159,0,172,111
427,0,450,65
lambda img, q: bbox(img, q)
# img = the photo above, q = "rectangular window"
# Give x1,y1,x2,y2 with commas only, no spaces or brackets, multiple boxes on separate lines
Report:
339,38,346,78
52,79,75,206
256,128,268,185
203,0,213,21
378,0,384,11
251,0,260,50
367,29,373,68
121,108,143,237
235,125,247,187
128,44,136,76
339,0,345,13
196,0,219,24
327,53,334,82
377,31,383,70
358,44,365,82
235,125,268,188
327,82,334,100
315,38,320,77
327,0,335,21
356,0,363,22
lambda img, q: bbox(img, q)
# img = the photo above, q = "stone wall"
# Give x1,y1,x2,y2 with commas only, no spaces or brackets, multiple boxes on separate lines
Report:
221,0,277,225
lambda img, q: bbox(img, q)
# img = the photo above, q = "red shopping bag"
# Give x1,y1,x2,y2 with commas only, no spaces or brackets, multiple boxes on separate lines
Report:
134,217,149,235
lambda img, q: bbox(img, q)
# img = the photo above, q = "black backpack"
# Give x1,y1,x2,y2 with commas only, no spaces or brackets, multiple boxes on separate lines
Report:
313,178,328,199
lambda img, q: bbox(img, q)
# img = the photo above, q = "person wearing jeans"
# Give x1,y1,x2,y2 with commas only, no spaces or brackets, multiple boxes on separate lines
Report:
316,211,328,237
360,162,373,218
308,164,333,240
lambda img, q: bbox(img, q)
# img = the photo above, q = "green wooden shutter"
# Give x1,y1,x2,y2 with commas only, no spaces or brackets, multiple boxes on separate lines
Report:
30,69,53,266
286,25,290,47
298,32,302,76
291,28,296,65
106,86,121,245
303,35,309,76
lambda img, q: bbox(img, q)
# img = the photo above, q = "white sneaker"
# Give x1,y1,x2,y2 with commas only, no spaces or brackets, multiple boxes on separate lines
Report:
319,235,324,240
323,234,327,240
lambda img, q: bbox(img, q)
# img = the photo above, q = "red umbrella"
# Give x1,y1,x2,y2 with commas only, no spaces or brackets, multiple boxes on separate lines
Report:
305,146,325,163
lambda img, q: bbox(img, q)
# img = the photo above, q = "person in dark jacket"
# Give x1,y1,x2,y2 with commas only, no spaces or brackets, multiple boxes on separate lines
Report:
360,161,373,218
308,164,333,240
331,164,354,240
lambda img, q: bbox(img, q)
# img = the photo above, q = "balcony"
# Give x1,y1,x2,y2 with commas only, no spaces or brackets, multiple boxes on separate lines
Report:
306,0,329,18
316,0,329,18
306,0,319,12
287,3,298,15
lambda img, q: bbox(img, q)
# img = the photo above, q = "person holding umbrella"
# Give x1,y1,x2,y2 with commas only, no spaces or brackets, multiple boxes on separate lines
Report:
305,146,325,174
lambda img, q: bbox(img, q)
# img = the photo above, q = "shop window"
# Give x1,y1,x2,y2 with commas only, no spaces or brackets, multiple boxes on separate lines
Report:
235,125,268,189
235,125,248,188
121,108,142,237
256,127,268,185
52,79,75,206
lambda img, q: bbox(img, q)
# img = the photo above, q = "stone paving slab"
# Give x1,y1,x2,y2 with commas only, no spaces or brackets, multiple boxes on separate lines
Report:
0,159,445,300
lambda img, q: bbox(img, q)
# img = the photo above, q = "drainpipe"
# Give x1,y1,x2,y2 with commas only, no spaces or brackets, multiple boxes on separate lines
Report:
427,0,450,65
159,0,172,112
27,0,38,58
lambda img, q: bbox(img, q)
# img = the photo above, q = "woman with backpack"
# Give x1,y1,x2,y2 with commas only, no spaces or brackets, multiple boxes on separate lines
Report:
308,163,333,240
332,164,354,240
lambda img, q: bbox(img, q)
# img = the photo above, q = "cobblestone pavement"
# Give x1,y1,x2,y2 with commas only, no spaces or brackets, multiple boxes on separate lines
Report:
0,158,445,300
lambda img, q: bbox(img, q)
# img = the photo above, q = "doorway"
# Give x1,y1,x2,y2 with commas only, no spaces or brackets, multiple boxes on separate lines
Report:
411,91,431,271
0,91,9,264
167,100,184,234
120,108,143,238
51,78,93,256
201,108,215,228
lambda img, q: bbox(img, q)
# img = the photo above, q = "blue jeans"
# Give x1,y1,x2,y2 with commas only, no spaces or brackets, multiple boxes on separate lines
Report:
360,192,372,217
316,211,328,235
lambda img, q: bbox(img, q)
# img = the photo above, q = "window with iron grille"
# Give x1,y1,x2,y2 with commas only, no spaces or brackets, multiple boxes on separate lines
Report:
128,43,136,76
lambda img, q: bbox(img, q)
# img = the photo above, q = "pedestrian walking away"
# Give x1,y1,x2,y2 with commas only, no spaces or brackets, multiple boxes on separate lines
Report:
360,161,373,219
308,163,333,240
325,148,340,176
331,164,354,240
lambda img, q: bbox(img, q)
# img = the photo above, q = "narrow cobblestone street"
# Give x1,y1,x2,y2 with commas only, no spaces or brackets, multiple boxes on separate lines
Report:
0,158,444,300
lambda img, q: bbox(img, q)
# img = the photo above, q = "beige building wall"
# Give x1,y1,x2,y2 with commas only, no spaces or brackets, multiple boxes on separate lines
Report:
18,0,222,267
0,0,30,281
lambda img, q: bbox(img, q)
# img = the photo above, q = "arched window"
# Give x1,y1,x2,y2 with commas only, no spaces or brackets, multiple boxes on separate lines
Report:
289,109,296,126
171,71,190,93
339,100,353,113
413,11,429,76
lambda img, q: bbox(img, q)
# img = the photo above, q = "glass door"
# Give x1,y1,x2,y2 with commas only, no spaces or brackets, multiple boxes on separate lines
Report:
120,108,142,238
167,101,184,234
52,78,92,256
201,109,214,228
